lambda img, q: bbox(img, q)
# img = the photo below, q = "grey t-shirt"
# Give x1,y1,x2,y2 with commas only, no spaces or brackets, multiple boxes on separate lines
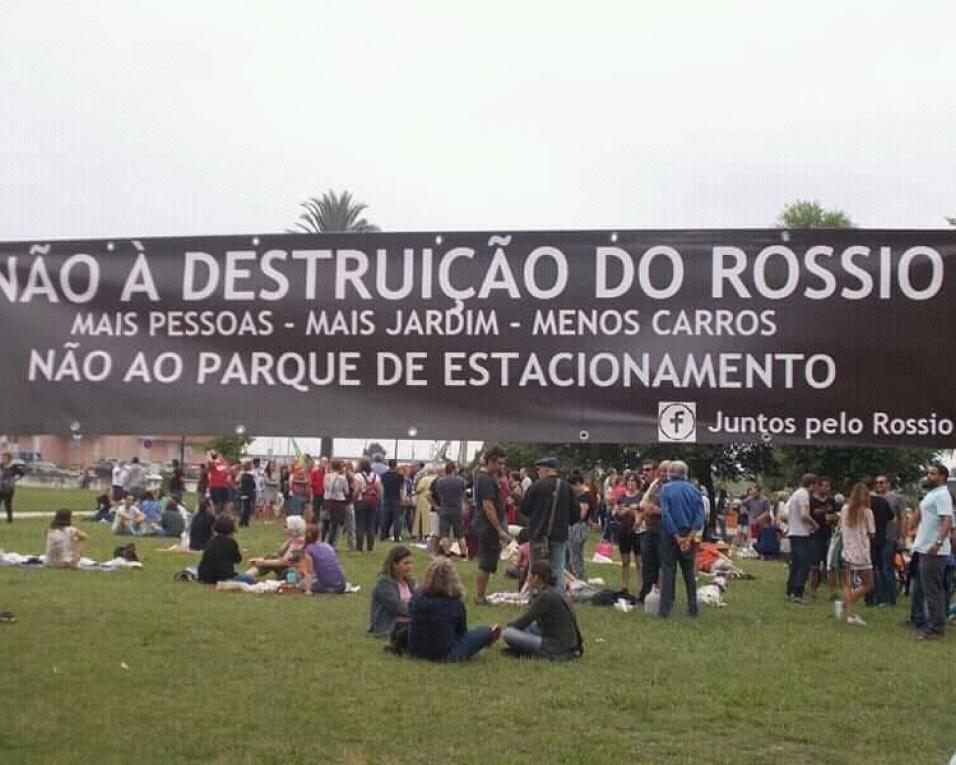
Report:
742,496,770,523
433,475,466,515
881,491,904,542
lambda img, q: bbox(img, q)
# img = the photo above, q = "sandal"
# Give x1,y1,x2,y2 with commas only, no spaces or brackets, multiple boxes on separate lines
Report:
0,611,16,624
473,597,489,606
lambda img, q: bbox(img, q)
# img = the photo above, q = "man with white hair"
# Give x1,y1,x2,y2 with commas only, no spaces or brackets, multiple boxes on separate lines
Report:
658,460,705,618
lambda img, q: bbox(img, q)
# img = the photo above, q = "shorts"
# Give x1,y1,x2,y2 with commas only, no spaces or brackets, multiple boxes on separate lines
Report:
810,536,829,568
439,510,464,539
429,511,440,537
476,531,501,574
617,526,641,556
843,557,872,571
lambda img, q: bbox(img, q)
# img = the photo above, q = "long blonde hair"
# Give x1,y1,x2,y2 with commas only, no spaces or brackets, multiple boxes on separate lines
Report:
420,557,464,598
844,482,870,528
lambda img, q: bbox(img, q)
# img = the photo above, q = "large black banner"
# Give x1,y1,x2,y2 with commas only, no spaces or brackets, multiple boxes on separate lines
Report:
0,229,953,446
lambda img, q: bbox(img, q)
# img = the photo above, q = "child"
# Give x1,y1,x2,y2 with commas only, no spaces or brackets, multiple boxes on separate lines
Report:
839,483,875,625
46,509,89,568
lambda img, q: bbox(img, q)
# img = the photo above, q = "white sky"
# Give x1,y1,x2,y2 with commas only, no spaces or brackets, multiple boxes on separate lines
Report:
2,0,955,241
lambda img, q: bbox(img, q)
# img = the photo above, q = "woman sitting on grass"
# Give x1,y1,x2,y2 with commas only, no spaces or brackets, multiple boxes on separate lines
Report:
503,560,583,660
369,546,415,638
197,515,256,585
302,525,347,594
189,498,215,551
245,515,307,581
91,493,114,524
408,557,501,662
46,509,89,568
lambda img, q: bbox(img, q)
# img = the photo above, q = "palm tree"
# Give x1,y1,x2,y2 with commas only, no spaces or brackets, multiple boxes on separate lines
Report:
291,189,380,233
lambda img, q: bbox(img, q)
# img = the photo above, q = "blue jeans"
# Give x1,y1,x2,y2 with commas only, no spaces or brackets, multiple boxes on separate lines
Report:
380,500,402,541
503,623,544,656
233,573,257,585
447,626,493,661
532,541,567,592
877,538,897,605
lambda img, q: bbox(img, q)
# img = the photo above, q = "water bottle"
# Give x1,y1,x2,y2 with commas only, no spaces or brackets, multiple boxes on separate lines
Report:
285,569,297,586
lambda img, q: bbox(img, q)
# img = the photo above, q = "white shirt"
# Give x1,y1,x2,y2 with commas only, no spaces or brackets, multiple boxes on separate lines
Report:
786,488,811,537
111,464,124,486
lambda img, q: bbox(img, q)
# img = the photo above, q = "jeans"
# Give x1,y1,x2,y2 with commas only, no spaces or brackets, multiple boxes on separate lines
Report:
532,541,567,592
877,538,897,605
919,553,948,636
0,492,13,523
786,536,813,598
447,626,493,661
312,581,346,595
326,519,343,548
717,516,727,541
639,530,661,601
239,495,254,527
345,504,356,551
909,553,927,629
312,495,323,523
381,500,402,541
503,623,544,656
233,573,257,585
659,537,698,618
568,522,589,580
354,502,376,551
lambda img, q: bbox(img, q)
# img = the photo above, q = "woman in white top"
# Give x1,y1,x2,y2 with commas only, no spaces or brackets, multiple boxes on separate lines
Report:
323,459,349,548
46,509,89,568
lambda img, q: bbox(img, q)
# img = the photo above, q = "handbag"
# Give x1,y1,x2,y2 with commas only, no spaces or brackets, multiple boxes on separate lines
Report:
536,479,562,560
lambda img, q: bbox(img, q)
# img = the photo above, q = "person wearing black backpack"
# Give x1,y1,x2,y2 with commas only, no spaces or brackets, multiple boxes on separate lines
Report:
353,459,380,552
520,457,574,592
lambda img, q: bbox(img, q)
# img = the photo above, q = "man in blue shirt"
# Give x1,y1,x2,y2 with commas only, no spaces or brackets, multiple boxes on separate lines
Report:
658,460,706,618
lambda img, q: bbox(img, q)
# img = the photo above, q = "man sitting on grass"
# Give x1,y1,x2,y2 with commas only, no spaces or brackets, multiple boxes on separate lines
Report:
112,494,147,536
502,560,583,660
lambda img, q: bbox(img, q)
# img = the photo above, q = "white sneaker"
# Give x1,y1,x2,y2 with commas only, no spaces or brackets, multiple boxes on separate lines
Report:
846,614,866,627
832,600,844,619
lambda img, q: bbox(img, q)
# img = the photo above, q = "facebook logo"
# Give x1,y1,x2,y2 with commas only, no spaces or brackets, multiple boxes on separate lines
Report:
658,402,697,442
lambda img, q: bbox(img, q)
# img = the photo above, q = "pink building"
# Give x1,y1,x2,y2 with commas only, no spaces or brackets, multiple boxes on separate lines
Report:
3,434,211,469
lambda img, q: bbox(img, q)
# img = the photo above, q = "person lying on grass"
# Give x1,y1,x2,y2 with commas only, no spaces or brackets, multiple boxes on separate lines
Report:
407,557,501,662
244,515,307,582
46,509,89,569
301,524,347,594
369,546,415,638
502,560,583,661
198,515,256,585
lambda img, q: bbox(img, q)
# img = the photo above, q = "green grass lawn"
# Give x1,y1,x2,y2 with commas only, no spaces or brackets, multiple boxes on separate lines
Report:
1,490,953,764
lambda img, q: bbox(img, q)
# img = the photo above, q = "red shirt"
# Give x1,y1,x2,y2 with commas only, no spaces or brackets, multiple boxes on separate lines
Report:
207,459,230,489
310,467,325,496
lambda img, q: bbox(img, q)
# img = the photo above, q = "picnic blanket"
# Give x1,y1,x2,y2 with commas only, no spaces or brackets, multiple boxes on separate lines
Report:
0,551,143,571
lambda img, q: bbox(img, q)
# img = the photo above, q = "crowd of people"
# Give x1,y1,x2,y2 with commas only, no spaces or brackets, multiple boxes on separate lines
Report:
4,444,954,649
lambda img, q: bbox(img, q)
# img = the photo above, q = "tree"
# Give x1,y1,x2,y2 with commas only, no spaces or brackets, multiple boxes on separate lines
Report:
291,189,380,233
946,214,955,227
778,200,854,228
203,435,253,464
